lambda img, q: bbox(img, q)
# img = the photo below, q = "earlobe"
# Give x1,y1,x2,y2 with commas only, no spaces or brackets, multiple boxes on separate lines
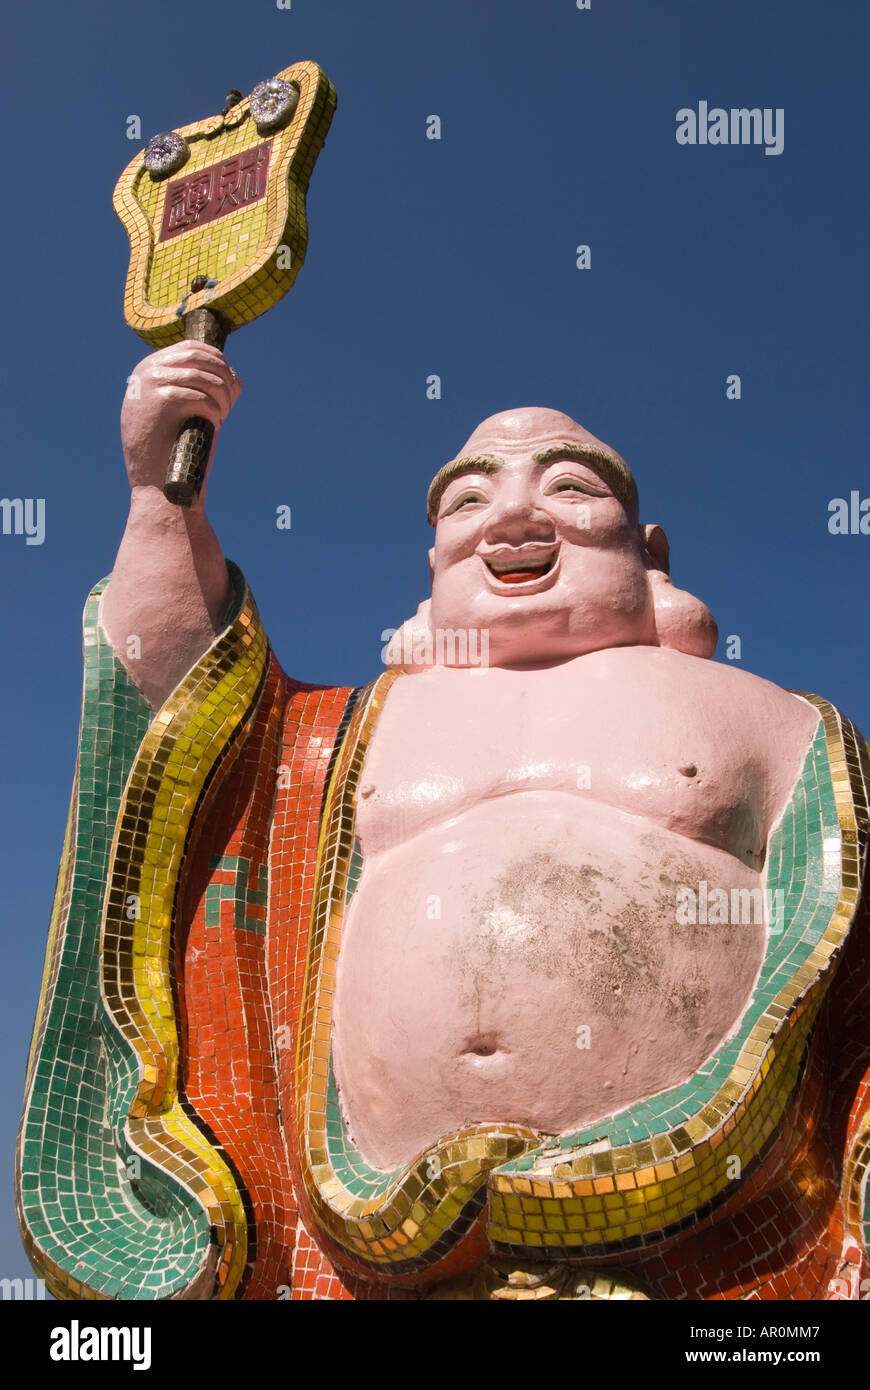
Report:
428,548,435,585
641,525,717,658
648,570,718,659
641,524,670,576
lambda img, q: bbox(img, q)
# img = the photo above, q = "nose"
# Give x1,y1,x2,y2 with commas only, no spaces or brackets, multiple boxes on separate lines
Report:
483,485,554,546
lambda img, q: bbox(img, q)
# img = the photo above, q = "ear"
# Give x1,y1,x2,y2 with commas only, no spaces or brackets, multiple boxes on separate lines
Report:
640,524,670,575
640,525,717,658
428,547,435,585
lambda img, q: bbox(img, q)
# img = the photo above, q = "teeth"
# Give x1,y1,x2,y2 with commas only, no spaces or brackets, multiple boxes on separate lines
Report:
486,554,553,575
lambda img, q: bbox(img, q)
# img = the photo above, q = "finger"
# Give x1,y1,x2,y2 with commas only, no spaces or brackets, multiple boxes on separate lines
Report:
152,367,234,418
151,364,234,392
153,356,239,402
155,383,230,424
154,369,232,417
154,339,229,359
141,341,234,373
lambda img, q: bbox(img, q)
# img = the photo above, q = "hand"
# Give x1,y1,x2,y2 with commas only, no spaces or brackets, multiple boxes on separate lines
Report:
121,341,243,493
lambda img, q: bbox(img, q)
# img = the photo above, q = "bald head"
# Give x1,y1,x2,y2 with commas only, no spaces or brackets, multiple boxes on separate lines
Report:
427,407,637,525
463,406,610,450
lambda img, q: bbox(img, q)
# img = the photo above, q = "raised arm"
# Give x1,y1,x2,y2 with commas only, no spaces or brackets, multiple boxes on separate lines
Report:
100,342,243,709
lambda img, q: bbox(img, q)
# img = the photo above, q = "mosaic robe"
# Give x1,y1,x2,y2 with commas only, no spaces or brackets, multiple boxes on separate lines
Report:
16,566,870,1300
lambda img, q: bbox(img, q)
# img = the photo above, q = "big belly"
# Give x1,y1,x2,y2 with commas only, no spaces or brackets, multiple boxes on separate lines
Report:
332,792,766,1170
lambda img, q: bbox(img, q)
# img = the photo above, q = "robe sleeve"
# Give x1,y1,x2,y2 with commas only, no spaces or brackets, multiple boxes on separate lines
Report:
15,561,268,1300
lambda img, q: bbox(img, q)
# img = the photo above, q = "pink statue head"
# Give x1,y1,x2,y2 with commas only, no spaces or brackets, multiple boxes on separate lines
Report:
385,407,717,671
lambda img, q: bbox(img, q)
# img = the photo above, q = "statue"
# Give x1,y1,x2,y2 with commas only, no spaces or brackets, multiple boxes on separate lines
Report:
14,74,869,1304
16,359,869,1298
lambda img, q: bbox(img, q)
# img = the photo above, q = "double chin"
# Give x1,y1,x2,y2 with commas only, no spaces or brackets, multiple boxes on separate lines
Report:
426,598,658,670
430,563,658,664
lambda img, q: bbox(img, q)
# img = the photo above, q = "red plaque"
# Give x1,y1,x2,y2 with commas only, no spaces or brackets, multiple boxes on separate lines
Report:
158,142,272,243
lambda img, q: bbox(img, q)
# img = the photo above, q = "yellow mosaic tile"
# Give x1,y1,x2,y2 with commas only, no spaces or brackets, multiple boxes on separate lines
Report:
114,62,336,347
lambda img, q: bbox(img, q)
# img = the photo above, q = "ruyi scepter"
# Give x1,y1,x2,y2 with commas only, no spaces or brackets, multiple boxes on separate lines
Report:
114,63,336,504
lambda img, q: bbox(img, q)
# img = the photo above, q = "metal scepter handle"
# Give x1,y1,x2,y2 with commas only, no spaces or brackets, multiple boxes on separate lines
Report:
163,306,231,506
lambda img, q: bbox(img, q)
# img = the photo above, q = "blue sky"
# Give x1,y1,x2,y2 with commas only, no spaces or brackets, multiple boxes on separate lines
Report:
1,0,867,1281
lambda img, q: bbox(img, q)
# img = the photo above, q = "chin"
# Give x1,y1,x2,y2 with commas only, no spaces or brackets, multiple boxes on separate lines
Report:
475,609,580,667
431,577,658,667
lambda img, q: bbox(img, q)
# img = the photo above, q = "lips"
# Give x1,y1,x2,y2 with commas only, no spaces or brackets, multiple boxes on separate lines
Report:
480,546,560,591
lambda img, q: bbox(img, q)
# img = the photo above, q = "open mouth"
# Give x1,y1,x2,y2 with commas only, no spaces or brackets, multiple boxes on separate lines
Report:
481,547,559,588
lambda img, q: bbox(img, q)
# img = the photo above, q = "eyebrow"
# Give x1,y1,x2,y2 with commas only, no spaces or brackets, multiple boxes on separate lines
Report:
426,454,503,525
426,441,634,524
531,443,635,509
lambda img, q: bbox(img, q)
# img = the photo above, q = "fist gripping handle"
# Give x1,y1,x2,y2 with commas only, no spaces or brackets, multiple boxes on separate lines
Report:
164,307,231,505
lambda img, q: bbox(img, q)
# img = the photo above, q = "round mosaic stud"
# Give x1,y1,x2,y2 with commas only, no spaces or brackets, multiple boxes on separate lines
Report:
250,77,300,134
143,130,190,180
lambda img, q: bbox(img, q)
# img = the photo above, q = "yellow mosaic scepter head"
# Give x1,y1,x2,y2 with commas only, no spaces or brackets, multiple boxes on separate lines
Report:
113,62,336,504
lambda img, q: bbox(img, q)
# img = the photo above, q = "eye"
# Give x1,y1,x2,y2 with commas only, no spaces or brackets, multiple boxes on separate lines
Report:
546,475,609,498
443,490,486,516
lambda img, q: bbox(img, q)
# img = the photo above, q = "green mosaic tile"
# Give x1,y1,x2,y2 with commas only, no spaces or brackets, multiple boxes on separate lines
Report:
16,571,247,1299
206,855,268,932
345,837,364,904
325,1058,402,1190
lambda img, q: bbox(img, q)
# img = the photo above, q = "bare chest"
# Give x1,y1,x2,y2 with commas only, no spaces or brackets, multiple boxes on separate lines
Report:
355,650,779,865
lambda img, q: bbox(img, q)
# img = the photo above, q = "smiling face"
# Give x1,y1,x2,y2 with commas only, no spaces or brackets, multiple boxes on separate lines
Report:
428,407,659,667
